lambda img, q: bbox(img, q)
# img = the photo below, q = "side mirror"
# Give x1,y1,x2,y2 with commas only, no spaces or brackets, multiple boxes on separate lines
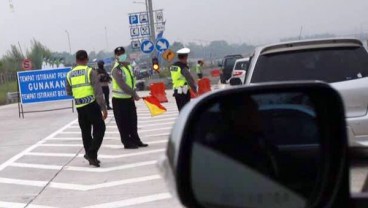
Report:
160,82,349,208
229,77,242,86
218,62,223,68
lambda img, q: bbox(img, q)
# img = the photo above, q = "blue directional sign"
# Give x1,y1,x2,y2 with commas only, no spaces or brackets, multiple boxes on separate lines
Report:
140,40,155,54
155,38,170,53
129,15,139,25
17,68,73,104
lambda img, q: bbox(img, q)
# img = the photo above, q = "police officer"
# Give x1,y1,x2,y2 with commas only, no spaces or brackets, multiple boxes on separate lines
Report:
97,60,112,110
66,50,107,167
195,60,204,79
111,46,148,149
170,48,198,111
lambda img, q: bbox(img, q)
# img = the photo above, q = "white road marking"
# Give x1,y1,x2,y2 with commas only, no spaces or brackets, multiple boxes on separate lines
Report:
0,201,56,208
45,132,169,141
10,160,157,172
0,175,161,191
0,119,78,171
60,127,172,134
69,121,175,129
82,193,171,208
40,140,166,148
104,140,167,149
138,117,176,124
25,149,165,158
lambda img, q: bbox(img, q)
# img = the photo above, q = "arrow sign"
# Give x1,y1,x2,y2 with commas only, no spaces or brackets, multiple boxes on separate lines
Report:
140,40,154,54
155,38,170,53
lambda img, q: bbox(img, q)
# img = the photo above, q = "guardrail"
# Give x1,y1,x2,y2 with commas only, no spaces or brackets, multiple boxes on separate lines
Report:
7,92,19,104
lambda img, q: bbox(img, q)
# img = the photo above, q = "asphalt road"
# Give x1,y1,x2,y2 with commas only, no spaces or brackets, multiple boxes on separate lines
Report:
1,87,368,207
0,90,183,208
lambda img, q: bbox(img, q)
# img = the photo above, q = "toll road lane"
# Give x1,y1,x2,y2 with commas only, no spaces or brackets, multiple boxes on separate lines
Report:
0,91,183,208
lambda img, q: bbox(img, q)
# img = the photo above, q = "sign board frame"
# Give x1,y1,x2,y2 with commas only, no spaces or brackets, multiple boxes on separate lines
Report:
17,68,74,118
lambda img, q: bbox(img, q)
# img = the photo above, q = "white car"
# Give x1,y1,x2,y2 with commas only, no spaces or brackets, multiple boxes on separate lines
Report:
235,38,368,147
229,57,250,85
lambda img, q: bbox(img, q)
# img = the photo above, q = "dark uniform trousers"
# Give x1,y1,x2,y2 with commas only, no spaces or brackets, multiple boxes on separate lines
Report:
112,97,143,146
76,101,106,159
102,86,110,107
174,90,191,111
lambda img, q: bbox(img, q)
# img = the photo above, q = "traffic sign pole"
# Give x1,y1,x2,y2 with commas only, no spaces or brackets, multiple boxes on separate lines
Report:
147,0,156,57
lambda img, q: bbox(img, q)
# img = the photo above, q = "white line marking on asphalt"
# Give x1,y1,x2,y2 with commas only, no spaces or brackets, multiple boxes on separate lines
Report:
82,193,172,208
60,127,172,134
10,160,157,172
0,201,56,208
104,140,167,149
45,132,169,141
0,119,78,171
40,140,166,148
0,175,161,191
25,149,165,159
70,121,175,129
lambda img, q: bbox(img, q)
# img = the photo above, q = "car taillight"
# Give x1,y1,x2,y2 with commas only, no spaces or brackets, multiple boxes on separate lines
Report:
233,71,243,77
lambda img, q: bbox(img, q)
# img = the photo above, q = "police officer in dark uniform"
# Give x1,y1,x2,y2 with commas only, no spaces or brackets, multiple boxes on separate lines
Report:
111,47,148,149
97,60,112,110
170,48,198,111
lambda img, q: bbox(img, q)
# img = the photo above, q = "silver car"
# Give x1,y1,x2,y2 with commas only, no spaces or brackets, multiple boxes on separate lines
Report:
242,38,368,147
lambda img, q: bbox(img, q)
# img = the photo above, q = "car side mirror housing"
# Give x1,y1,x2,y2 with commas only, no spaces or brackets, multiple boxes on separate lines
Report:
160,81,349,208
229,77,242,86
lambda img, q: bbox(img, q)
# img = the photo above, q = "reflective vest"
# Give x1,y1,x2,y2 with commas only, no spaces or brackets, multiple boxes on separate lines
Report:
195,64,202,74
67,65,95,108
170,65,187,89
112,64,136,99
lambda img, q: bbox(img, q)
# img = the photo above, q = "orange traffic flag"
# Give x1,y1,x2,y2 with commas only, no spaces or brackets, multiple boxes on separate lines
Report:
143,96,167,117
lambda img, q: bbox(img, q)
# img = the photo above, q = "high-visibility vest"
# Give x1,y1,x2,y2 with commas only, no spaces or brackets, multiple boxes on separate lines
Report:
195,64,202,74
112,64,136,99
67,65,95,108
170,65,187,89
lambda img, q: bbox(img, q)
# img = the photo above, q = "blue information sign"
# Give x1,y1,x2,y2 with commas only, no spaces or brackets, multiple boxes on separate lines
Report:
17,68,73,104
129,15,139,25
140,40,155,54
155,38,170,53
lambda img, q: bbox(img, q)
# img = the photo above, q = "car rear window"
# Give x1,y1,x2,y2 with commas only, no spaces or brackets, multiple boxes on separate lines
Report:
251,47,368,83
234,61,249,71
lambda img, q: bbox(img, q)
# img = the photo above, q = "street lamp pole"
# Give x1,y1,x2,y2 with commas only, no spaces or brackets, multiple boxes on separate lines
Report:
65,30,72,54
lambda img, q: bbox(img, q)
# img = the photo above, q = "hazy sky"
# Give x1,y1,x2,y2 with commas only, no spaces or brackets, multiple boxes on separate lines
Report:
1,0,368,56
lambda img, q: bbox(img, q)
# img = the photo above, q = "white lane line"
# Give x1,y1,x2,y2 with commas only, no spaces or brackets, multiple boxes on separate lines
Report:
70,121,175,129
138,117,176,123
60,127,171,134
25,149,165,159
0,201,56,208
104,140,167,149
10,161,157,172
45,132,169,141
0,175,161,191
0,119,78,171
39,140,166,148
83,193,171,208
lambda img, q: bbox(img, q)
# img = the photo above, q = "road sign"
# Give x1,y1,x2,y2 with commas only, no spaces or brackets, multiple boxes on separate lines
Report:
130,27,140,37
22,59,32,70
140,13,149,24
17,68,72,104
140,26,150,36
131,40,141,49
129,15,139,24
162,49,175,62
140,40,155,54
155,38,170,52
155,11,164,22
155,23,165,33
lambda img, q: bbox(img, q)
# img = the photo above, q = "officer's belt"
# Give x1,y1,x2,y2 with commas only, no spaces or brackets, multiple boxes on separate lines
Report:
75,95,95,105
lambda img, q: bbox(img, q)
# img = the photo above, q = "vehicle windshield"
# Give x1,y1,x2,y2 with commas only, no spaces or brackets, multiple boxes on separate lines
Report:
251,47,368,83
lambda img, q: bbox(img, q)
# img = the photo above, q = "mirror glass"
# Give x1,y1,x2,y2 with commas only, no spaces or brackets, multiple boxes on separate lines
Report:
190,92,321,208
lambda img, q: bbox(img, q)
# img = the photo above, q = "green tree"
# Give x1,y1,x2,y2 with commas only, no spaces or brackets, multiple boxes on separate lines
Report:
26,39,52,69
